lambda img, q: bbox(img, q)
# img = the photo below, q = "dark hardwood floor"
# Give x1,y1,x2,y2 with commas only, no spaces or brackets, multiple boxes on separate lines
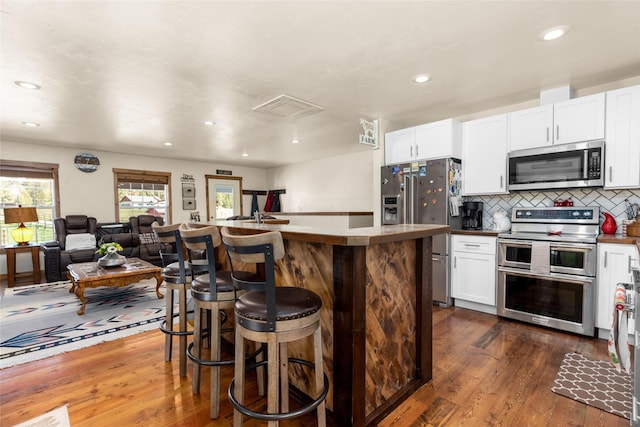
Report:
0,283,630,426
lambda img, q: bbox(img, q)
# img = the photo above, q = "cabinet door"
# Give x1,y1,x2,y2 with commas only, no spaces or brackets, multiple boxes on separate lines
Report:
605,85,640,189
462,114,508,195
451,251,496,305
596,243,638,331
553,92,605,145
508,104,554,151
385,127,415,165
414,118,461,160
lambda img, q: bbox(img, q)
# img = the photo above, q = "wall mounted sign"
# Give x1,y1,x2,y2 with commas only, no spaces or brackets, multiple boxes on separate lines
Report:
216,169,232,176
359,118,379,149
74,153,100,173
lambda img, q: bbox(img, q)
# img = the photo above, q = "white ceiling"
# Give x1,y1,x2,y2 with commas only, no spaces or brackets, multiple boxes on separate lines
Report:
2,1,640,168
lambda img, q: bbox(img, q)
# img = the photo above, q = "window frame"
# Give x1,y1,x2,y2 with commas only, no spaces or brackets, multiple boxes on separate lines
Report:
0,159,60,245
113,168,172,223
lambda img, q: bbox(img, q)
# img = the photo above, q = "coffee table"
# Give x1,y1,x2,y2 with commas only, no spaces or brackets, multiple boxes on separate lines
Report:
67,257,163,315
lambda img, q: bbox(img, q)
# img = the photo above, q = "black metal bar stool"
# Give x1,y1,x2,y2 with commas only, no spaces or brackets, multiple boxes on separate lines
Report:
152,222,192,378
179,223,258,419
221,227,328,427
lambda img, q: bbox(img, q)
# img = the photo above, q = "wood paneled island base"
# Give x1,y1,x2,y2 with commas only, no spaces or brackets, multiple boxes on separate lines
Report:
213,221,449,426
67,258,163,315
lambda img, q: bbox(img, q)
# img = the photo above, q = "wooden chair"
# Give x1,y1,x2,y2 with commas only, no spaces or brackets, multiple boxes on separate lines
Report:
179,223,257,419
221,227,328,427
152,222,192,378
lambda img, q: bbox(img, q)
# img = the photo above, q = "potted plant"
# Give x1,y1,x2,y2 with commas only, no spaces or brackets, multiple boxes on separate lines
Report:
96,241,126,267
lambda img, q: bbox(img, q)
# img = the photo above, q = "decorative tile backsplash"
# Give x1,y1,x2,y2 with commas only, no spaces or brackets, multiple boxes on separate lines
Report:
468,188,640,233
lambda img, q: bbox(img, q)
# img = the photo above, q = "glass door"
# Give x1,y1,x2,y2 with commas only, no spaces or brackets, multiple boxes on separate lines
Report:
206,175,243,221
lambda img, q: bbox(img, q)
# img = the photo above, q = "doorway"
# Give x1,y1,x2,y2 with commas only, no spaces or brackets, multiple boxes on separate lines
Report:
205,175,243,221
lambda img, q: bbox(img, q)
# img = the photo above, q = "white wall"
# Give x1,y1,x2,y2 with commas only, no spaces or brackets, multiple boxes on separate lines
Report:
267,150,375,212
0,140,268,223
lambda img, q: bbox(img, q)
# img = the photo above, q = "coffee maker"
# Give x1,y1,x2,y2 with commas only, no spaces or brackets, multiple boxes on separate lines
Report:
462,201,483,230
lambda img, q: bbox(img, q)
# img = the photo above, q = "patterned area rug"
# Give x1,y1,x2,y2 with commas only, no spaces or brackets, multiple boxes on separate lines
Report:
0,280,166,369
551,352,632,419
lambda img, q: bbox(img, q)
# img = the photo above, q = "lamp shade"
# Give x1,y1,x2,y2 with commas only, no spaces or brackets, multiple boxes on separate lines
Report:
4,206,38,224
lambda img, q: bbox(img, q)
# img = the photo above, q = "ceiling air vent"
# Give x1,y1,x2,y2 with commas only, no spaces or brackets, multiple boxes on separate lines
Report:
253,94,324,119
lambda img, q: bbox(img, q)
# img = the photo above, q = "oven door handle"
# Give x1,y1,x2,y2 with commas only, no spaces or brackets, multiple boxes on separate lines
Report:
549,242,595,252
498,266,594,285
497,239,532,248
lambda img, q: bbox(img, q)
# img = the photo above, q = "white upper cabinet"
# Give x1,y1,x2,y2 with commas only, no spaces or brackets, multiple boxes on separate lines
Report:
605,84,640,189
462,114,508,195
414,118,462,160
384,127,416,165
508,104,554,151
553,93,605,145
508,92,605,151
384,119,461,165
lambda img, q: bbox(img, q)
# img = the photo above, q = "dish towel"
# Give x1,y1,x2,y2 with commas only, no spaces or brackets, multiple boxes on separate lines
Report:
529,241,550,275
608,283,631,374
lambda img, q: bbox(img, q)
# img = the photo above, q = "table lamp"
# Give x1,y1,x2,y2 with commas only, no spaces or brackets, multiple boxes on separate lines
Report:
4,205,38,245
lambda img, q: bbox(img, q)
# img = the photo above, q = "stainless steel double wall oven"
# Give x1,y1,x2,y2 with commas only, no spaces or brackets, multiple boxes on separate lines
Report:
497,206,600,336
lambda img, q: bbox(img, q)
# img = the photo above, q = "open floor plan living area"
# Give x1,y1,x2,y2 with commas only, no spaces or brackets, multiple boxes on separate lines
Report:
2,1,640,426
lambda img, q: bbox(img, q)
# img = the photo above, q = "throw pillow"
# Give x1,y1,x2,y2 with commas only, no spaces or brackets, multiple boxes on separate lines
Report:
65,233,96,251
139,232,159,245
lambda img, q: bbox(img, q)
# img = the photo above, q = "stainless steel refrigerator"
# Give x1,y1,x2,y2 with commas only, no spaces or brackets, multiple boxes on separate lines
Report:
381,158,462,307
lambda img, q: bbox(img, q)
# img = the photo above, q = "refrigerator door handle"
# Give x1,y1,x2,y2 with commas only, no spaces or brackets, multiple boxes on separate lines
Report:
404,174,411,224
412,174,419,224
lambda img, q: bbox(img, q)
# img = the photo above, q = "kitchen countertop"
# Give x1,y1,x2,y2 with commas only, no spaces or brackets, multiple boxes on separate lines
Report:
451,228,500,237
210,220,450,246
597,234,640,245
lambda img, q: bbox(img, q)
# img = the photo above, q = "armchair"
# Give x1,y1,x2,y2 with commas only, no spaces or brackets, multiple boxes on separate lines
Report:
43,215,98,282
129,215,168,266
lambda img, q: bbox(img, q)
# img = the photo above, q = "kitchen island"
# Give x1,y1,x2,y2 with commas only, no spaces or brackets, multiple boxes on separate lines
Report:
210,221,449,426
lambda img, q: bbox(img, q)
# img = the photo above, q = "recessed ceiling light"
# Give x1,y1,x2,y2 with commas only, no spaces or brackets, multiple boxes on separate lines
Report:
242,152,248,157
15,81,41,90
413,74,431,84
22,121,40,127
539,26,570,41
164,142,172,146
204,120,215,126
292,139,300,144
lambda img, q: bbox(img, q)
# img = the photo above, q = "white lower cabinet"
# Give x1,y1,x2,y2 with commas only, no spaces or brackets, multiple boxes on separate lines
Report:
451,235,497,312
596,243,639,334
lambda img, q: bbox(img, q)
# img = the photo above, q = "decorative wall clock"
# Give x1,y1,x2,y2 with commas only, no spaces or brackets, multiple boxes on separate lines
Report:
74,152,100,173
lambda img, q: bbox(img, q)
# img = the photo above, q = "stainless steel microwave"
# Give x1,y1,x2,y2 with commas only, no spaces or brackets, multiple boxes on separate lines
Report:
508,140,604,191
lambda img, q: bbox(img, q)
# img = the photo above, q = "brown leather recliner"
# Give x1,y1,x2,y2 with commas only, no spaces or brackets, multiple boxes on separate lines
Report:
43,215,98,282
129,215,168,266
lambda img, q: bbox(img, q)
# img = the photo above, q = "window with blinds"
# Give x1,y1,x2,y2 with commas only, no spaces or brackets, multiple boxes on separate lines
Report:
0,160,60,245
113,168,171,223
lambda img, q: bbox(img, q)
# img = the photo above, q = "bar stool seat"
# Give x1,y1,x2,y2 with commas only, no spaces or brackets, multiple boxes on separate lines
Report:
221,227,328,427
235,287,322,323
153,222,193,378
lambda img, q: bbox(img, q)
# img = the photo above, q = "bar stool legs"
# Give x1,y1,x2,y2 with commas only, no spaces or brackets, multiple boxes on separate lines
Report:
159,280,192,377
189,298,234,419
230,318,328,427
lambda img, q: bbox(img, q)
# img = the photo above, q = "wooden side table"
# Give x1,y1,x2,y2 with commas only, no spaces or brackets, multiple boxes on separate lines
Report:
5,244,41,287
